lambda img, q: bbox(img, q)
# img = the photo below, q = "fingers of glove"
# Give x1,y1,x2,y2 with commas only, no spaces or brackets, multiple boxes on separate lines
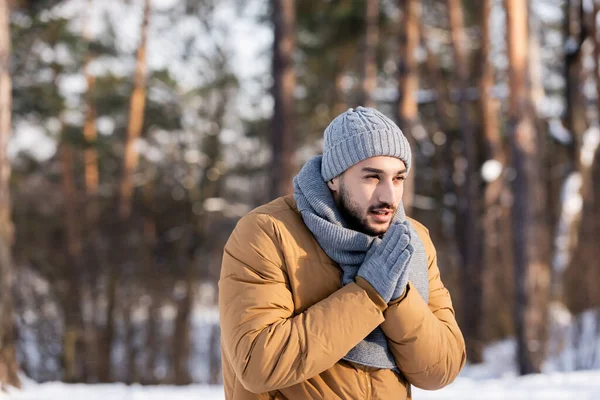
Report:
387,243,414,279
398,243,414,269
379,223,408,257
398,260,410,283
400,221,412,241
366,237,382,258
383,222,407,243
366,227,397,261
363,238,382,265
385,232,411,262
406,242,415,257
357,265,394,303
390,247,412,300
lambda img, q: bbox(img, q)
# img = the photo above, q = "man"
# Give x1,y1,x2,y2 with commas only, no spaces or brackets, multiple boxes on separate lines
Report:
219,106,466,399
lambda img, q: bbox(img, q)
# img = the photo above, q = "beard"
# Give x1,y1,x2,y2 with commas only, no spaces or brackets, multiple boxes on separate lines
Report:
336,180,396,237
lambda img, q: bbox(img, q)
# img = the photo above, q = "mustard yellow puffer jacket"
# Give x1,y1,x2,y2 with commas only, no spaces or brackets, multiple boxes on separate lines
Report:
219,195,466,399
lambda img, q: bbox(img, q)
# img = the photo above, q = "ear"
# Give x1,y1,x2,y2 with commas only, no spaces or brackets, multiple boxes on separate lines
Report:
327,177,339,192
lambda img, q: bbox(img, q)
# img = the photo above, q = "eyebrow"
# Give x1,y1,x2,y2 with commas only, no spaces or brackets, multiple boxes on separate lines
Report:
361,167,407,175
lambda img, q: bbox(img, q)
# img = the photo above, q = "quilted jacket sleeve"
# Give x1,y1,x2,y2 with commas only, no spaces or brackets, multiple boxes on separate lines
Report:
381,223,466,390
219,212,387,394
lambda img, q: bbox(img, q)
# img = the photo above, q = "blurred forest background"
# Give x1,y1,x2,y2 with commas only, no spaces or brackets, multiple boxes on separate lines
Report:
0,0,600,390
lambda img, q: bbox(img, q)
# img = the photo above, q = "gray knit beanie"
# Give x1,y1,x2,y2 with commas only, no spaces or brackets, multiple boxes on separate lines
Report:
321,106,412,181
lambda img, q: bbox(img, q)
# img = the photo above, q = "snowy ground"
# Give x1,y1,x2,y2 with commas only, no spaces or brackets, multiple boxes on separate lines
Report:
5,320,600,399
1,381,224,400
7,307,600,398
413,370,600,399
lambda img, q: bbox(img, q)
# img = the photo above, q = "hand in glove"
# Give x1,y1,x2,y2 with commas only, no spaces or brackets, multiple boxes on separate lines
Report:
357,221,414,303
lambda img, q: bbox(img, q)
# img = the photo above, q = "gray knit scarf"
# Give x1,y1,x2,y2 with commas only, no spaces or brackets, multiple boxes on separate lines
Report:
293,156,429,370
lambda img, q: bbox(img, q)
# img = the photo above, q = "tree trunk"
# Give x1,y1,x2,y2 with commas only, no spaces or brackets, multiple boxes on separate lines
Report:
145,296,160,384
124,297,139,384
100,0,151,382
82,0,98,202
209,323,221,384
59,143,82,282
552,2,590,306
448,0,483,363
119,0,151,219
421,22,458,244
142,210,159,384
396,0,420,215
270,0,296,200
58,142,86,382
361,0,379,107
564,0,589,165
594,2,600,147
0,0,20,388
60,280,85,383
479,0,512,344
479,0,502,163
81,280,99,383
173,97,226,385
82,65,98,197
98,272,117,382
564,1,600,314
172,278,193,385
567,138,600,310
80,3,102,381
82,36,101,384
505,0,551,375
421,28,451,134
567,132,600,312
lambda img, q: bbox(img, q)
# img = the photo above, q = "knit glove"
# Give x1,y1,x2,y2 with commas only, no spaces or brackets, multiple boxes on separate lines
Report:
391,221,413,300
357,222,414,303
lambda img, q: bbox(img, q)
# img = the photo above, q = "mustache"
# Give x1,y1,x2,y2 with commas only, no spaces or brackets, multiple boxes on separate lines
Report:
368,203,395,212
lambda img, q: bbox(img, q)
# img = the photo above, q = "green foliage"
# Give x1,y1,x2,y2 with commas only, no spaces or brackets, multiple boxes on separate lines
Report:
293,0,399,145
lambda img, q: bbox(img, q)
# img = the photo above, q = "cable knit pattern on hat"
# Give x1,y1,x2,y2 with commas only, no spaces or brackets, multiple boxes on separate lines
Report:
321,106,412,181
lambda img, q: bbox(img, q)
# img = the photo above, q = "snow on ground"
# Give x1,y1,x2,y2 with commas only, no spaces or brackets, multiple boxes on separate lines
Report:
413,370,600,399
2,370,600,399
1,381,224,400
5,321,600,399
9,299,600,398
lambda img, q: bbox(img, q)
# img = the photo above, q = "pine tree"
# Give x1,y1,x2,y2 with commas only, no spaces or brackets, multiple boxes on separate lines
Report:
270,0,296,200
0,0,20,389
505,0,551,374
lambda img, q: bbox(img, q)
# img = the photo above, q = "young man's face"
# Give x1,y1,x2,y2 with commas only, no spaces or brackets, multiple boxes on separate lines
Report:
328,156,407,236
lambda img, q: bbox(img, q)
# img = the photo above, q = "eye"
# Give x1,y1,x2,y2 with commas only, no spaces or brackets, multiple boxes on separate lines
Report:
395,176,406,182
364,175,379,181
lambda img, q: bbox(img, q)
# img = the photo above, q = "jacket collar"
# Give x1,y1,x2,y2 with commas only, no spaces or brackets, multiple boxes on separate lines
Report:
283,194,299,214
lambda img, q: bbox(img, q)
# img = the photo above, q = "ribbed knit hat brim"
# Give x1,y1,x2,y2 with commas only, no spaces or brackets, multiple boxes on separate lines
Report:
321,107,411,181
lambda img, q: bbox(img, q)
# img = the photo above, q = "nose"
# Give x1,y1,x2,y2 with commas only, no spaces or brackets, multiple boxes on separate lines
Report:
377,179,396,207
